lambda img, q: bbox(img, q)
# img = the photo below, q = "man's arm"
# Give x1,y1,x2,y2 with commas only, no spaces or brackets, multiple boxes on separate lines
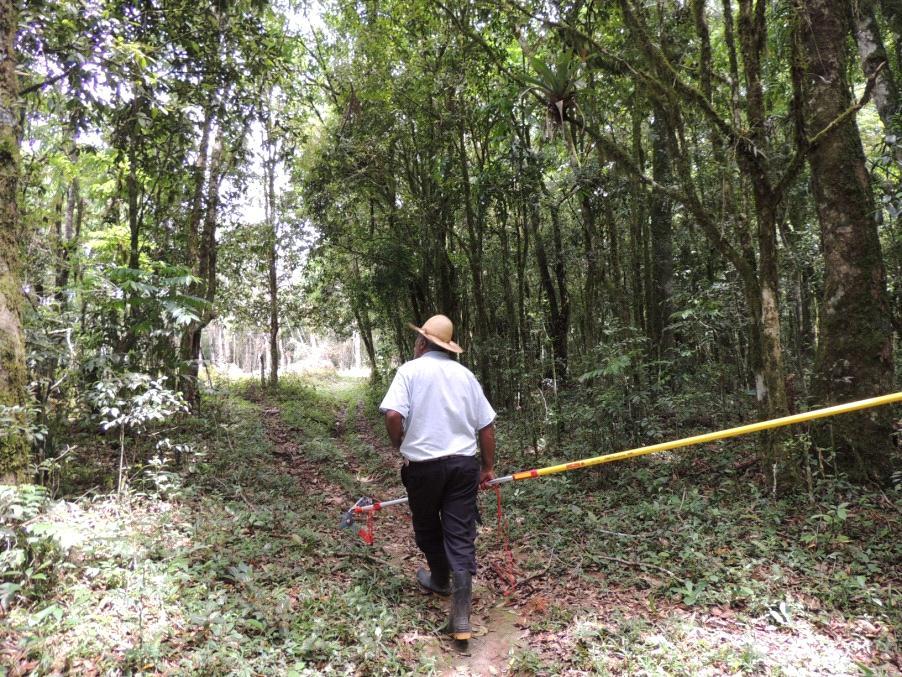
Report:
478,423,496,489
384,409,405,450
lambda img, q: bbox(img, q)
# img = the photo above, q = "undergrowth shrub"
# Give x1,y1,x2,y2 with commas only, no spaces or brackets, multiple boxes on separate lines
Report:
0,484,61,610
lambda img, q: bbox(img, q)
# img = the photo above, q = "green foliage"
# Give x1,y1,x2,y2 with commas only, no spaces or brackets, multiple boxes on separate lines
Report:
0,484,60,610
803,502,851,548
85,372,188,491
75,263,208,375
15,0,302,479
0,378,442,673
0,405,47,447
87,373,188,434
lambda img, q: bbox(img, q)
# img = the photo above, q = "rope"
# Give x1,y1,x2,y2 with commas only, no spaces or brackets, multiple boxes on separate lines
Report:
358,510,375,545
493,484,518,594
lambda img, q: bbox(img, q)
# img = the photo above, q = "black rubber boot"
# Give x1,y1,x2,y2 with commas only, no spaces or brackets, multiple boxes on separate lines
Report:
416,567,450,596
447,571,472,640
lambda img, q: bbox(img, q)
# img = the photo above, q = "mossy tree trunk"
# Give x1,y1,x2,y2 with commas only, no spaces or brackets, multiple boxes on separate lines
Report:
648,104,674,358
735,0,793,487
798,0,897,483
0,0,28,482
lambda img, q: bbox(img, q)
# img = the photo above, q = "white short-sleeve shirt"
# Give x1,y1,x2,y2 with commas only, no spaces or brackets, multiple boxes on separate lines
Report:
379,351,496,462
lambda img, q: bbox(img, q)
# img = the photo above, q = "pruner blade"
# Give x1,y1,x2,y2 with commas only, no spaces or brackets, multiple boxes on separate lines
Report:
339,496,373,529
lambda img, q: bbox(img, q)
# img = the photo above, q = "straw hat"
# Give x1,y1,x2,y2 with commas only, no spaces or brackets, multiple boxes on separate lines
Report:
409,314,464,354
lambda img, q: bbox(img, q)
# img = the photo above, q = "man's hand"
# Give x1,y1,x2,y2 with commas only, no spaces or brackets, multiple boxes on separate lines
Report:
479,466,495,490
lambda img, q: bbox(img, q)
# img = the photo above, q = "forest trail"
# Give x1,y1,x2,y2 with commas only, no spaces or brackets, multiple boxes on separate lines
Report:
6,0,902,670
254,379,526,676
2,375,897,675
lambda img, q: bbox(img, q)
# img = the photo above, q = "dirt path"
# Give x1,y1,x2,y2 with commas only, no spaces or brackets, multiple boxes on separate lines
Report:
258,403,349,514
257,389,525,675
251,383,902,675
340,396,528,676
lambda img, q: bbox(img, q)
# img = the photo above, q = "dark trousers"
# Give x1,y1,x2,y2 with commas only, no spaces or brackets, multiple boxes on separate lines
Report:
400,454,479,576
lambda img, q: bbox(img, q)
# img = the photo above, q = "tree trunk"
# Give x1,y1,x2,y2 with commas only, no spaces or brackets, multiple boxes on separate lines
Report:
186,109,213,266
127,138,140,271
55,149,78,304
648,105,674,356
628,103,646,331
179,107,219,407
353,304,378,377
208,324,218,365
351,258,378,379
267,237,279,388
798,0,897,483
117,93,144,359
578,191,600,351
265,151,279,388
550,203,570,384
882,0,902,37
755,200,793,477
179,143,209,401
533,201,569,384
853,0,900,130
457,105,489,390
0,0,27,482
193,128,224,392
881,0,902,71
734,0,795,487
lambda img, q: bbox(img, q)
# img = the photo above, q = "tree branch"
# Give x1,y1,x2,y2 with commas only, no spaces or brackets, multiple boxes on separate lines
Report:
503,0,767,179
565,108,758,291
616,0,750,158
774,62,884,202
437,1,530,88
588,553,677,578
19,63,81,96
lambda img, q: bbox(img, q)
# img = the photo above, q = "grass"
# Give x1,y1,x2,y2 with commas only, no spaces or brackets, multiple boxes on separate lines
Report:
499,453,901,614
492,426,901,673
1,372,899,675
0,376,436,674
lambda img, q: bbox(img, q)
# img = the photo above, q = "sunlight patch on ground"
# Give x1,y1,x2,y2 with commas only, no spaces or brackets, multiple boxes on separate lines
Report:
678,614,862,675
531,607,889,675
3,494,195,672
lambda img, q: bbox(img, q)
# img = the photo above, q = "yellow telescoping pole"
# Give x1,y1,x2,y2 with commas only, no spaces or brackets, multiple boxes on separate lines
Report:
508,392,902,482
344,392,902,520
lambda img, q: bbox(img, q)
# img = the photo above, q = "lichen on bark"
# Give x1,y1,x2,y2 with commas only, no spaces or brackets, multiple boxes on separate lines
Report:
0,0,28,481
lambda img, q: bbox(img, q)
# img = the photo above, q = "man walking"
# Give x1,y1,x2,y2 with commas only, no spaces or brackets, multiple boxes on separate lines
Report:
379,314,496,641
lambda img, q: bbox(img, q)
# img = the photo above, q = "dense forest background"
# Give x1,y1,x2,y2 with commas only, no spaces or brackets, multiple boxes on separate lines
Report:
1,0,902,672
2,0,899,488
